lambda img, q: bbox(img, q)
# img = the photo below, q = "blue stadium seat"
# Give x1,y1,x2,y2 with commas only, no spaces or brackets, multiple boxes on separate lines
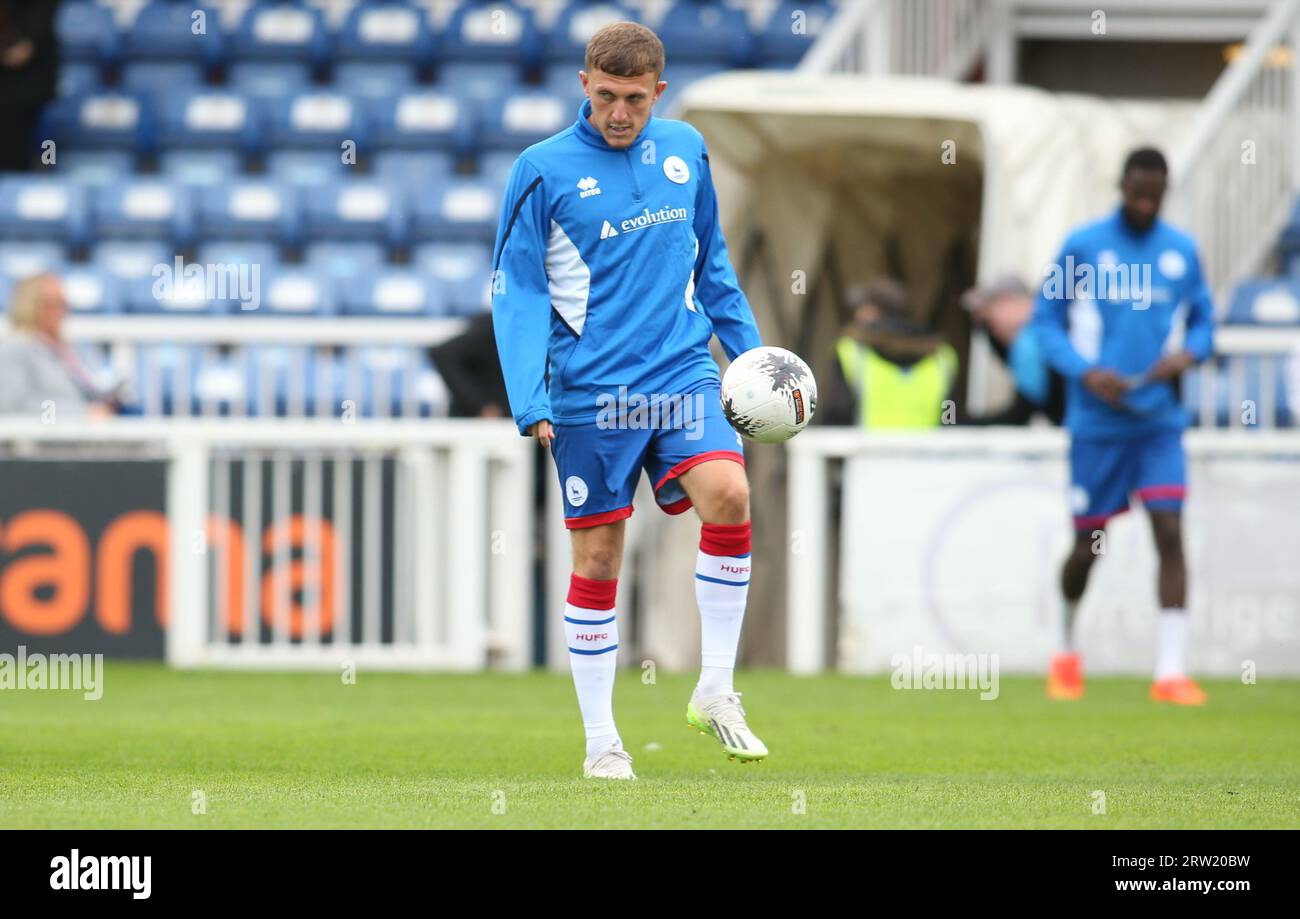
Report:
231,3,330,69
411,241,491,315
59,62,104,98
479,91,570,151
41,92,155,155
123,2,227,73
304,180,409,250
476,150,518,191
50,151,136,188
410,179,500,243
0,242,68,280
1226,280,1300,325
160,150,244,188
157,91,263,159
657,1,753,67
754,1,832,67
91,241,176,281
121,60,207,95
266,150,351,188
126,273,223,316
135,345,206,416
192,351,253,417
436,62,529,103
303,241,389,281
372,150,457,187
267,91,368,153
57,0,121,68
259,267,336,317
198,182,303,248
93,181,197,250
196,241,280,275
0,177,92,249
336,1,436,71
343,268,445,317
369,91,474,155
541,63,587,106
61,266,125,316
544,2,639,65
441,1,540,70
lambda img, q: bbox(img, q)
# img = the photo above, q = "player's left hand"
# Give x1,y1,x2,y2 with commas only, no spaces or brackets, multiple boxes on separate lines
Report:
1144,350,1196,383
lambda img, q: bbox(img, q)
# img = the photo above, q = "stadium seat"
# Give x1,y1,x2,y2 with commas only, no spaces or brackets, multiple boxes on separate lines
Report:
479,91,571,151
266,150,351,188
41,93,156,156
0,242,68,280
410,241,491,309
56,0,122,68
61,266,125,316
246,345,323,416
228,61,315,100
753,1,832,67
0,177,92,250
91,240,176,281
93,181,197,250
259,267,337,317
1226,280,1300,325
476,150,518,191
135,344,207,416
267,92,369,155
334,61,419,99
121,60,207,95
368,91,474,156
337,346,449,418
342,268,445,317
335,1,436,73
372,150,457,187
656,1,754,68
50,151,137,188
157,91,264,160
304,180,409,250
59,62,104,98
410,179,500,244
198,182,303,248
192,351,253,417
122,2,227,75
231,3,331,71
196,241,281,276
544,1,639,67
126,273,223,315
438,1,540,97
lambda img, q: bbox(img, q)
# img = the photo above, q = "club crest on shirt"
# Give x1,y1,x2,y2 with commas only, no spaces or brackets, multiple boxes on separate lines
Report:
663,155,690,184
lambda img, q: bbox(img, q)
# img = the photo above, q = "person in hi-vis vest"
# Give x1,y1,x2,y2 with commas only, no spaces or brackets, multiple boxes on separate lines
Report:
824,279,957,428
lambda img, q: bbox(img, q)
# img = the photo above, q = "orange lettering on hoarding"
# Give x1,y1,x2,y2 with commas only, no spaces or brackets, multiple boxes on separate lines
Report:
260,515,335,639
97,510,167,634
0,510,90,635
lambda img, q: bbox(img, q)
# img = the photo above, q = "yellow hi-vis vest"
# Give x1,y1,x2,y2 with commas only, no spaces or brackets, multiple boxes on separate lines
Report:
835,337,957,429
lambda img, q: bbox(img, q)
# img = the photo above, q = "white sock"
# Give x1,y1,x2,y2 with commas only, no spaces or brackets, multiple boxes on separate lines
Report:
1155,608,1188,681
695,534,750,698
564,577,621,758
1060,598,1079,653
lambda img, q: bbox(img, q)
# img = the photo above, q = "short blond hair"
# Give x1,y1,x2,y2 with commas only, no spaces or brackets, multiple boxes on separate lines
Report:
8,273,59,331
585,22,665,79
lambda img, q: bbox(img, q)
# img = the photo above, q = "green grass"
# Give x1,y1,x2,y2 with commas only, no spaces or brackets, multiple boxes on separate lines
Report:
2,665,1298,828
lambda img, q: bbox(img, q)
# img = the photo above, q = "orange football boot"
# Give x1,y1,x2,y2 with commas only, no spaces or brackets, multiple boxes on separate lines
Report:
1150,675,1207,706
1046,652,1084,700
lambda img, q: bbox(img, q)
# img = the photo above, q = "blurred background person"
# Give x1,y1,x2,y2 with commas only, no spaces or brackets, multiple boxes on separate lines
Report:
823,278,958,428
959,274,1065,426
0,272,118,418
0,0,60,172
428,310,508,419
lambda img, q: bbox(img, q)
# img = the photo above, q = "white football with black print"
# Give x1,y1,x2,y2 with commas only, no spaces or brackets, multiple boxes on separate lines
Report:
720,346,817,443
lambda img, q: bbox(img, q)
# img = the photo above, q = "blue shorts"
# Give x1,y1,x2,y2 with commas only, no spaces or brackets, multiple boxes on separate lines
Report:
1069,429,1187,531
551,384,745,528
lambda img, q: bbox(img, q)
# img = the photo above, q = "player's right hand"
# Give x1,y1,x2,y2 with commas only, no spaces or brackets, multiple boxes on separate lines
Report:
1082,368,1129,405
528,420,555,448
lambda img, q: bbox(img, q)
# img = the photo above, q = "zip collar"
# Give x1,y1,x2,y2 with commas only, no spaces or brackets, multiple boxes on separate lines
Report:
574,97,651,150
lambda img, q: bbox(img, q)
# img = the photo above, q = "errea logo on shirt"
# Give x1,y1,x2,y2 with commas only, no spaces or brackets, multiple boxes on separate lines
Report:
577,176,601,198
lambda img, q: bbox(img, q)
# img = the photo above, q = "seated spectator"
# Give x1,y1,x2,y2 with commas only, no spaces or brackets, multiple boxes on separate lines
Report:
960,274,1065,426
823,279,958,428
0,273,118,419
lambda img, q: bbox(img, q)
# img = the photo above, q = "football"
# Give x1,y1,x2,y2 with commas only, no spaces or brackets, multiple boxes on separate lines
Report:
720,346,818,443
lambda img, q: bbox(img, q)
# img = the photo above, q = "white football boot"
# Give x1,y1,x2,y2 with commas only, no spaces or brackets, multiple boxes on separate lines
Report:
686,690,769,762
582,743,636,780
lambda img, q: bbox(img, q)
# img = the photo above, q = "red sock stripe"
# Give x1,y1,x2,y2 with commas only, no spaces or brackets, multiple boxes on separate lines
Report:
700,521,751,557
567,573,617,610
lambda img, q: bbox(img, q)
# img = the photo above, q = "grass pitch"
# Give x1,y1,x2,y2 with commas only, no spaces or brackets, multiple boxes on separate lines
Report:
2,664,1297,828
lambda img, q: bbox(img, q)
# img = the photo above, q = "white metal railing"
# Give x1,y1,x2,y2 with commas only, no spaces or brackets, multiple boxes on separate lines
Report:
1169,0,1300,309
60,316,469,419
799,0,992,79
0,418,533,670
786,426,1300,675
